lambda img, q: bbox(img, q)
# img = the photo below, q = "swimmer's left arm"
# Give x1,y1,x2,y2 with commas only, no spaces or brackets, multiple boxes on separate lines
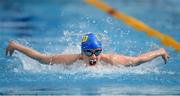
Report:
101,48,169,66
101,54,137,66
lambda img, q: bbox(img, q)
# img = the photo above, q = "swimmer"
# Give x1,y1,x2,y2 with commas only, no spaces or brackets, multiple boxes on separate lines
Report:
6,33,169,66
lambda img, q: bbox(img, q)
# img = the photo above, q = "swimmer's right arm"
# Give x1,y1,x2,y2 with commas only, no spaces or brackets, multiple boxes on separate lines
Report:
6,41,82,65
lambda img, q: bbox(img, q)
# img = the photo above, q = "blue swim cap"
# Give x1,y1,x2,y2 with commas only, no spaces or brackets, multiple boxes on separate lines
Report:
81,33,102,51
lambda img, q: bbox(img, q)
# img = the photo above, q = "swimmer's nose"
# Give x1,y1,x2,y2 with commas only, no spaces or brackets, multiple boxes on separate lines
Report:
91,54,96,59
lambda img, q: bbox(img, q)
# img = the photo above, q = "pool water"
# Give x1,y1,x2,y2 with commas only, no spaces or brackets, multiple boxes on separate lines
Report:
0,0,180,95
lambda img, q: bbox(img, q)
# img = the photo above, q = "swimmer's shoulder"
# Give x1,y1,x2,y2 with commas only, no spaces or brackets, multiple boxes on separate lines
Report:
100,53,113,58
79,54,83,60
100,53,113,64
100,53,126,65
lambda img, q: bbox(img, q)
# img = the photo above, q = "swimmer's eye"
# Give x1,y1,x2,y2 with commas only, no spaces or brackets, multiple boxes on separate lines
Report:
94,50,101,56
84,50,93,57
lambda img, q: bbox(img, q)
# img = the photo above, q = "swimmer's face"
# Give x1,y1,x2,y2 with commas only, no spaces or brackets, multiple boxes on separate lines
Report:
82,48,102,66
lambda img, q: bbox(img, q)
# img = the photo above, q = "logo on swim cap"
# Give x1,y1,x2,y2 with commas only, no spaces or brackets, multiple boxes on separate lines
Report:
82,35,88,43
81,33,102,51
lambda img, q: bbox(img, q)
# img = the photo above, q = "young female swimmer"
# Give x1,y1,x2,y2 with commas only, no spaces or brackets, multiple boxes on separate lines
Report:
6,33,169,66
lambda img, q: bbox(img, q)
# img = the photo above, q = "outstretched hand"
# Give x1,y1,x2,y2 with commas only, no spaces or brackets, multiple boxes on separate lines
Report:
6,41,16,56
160,48,170,64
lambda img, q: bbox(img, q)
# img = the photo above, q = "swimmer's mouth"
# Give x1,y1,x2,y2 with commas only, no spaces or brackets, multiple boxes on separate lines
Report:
89,60,97,66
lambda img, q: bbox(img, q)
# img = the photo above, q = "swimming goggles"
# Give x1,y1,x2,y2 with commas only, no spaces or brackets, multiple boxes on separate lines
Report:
83,48,102,57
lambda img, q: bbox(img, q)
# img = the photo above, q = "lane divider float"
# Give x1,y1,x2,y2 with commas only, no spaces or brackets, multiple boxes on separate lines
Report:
85,0,180,50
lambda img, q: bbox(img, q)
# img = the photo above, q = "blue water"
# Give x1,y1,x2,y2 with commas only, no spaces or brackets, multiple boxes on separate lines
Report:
0,0,180,95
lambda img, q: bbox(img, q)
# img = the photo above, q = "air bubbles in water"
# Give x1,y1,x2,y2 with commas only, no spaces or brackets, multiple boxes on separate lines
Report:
58,76,62,79
79,22,86,29
103,30,108,34
106,17,113,24
48,41,52,45
92,20,96,24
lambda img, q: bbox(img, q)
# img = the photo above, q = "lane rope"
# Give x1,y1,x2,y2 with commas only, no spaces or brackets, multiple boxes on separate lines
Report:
85,0,180,50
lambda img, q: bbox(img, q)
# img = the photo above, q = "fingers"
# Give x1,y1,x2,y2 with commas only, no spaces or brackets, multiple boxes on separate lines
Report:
6,47,8,56
162,48,170,64
168,56,170,59
6,48,14,56
9,50,14,56
5,47,11,56
164,57,167,64
167,55,170,60
162,56,167,64
162,54,170,64
6,41,15,56
164,59,167,64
